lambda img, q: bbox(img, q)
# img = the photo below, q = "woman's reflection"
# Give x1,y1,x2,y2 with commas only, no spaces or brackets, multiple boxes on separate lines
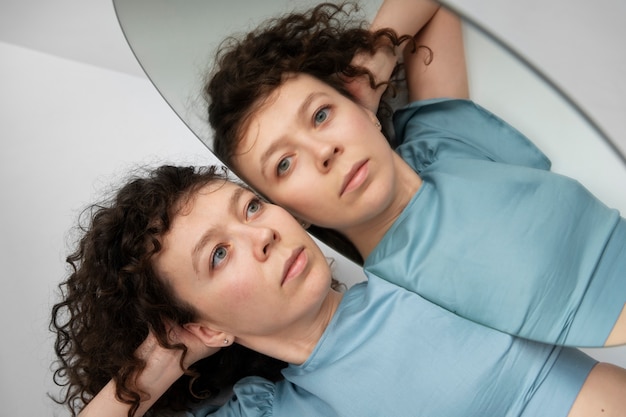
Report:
205,1,626,348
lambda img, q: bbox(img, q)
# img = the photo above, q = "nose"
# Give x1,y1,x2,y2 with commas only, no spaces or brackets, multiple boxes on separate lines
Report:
252,225,278,261
316,142,342,172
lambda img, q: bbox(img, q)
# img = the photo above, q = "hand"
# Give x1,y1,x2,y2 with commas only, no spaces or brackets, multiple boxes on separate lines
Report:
168,323,220,368
78,326,220,417
135,324,219,373
342,45,398,113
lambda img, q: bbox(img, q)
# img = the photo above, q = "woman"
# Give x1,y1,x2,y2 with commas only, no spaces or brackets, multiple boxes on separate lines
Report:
205,1,626,347
52,164,626,417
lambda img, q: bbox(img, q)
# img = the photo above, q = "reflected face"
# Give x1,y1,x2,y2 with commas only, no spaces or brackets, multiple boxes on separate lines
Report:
234,74,400,231
153,181,332,337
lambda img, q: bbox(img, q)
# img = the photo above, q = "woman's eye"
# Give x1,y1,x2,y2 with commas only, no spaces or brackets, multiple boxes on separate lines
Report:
277,157,292,176
211,246,228,269
246,198,263,218
314,107,329,126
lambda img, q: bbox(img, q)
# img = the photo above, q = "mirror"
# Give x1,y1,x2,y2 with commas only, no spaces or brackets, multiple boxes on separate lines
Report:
112,0,626,214
111,0,380,150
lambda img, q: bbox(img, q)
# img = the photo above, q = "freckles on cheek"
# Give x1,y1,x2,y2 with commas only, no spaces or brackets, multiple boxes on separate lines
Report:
222,277,255,308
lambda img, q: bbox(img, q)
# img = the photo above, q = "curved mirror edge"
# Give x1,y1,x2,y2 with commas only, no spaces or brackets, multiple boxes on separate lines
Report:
111,0,626,235
439,0,626,165
457,15,626,213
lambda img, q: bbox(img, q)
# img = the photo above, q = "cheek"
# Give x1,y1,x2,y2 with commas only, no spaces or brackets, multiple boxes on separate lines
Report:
218,271,260,311
271,176,323,209
230,278,254,304
187,276,255,322
276,190,329,221
338,109,372,135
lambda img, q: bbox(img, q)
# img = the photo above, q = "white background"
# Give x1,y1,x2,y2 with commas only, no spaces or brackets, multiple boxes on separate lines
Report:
0,1,624,416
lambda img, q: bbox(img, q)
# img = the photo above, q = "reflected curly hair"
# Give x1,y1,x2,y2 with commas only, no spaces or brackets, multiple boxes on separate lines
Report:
205,2,415,264
50,166,293,417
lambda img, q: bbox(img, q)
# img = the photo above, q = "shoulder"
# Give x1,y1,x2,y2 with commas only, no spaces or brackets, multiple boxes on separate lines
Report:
176,377,277,417
393,98,551,171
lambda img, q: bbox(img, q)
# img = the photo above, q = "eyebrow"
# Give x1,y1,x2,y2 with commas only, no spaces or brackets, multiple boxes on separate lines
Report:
258,91,325,174
190,186,246,274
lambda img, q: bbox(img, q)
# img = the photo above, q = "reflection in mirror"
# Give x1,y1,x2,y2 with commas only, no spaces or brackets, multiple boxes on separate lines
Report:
113,0,626,348
112,0,626,211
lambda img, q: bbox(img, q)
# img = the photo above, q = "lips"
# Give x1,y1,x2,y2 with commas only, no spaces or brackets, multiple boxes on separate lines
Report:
282,247,307,286
340,159,369,196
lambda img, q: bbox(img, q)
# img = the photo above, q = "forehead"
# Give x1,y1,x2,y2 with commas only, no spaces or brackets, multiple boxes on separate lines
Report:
252,74,337,124
170,181,240,231
236,74,337,152
157,181,241,264
183,179,241,210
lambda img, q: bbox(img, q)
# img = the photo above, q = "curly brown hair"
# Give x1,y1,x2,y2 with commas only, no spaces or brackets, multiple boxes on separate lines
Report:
50,165,289,417
204,2,415,264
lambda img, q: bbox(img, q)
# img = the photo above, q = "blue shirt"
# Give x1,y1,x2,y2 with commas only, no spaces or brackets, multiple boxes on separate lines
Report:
182,274,595,417
365,98,626,347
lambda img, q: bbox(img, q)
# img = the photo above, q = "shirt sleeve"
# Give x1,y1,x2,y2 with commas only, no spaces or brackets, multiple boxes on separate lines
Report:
174,377,276,417
393,98,551,173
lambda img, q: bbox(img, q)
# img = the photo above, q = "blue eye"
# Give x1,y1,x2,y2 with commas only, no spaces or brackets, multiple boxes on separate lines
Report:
246,198,263,218
211,246,228,269
277,157,292,176
314,107,329,126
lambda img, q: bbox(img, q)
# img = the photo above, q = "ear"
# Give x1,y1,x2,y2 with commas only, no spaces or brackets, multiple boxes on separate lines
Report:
362,106,377,120
299,219,311,230
362,107,382,130
184,322,234,348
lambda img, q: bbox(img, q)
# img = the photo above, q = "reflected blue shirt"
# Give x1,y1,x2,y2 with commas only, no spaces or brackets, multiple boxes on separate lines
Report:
365,98,626,347
182,274,594,417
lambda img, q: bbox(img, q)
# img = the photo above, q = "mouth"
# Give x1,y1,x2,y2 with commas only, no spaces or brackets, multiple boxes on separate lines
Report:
340,159,369,196
282,247,307,286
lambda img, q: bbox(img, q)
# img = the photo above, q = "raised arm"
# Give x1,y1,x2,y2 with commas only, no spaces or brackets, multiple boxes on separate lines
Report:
346,0,441,111
404,6,469,101
369,0,440,42
79,329,218,417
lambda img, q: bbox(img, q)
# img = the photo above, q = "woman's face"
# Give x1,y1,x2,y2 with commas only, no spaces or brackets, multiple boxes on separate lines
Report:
153,180,333,341
233,73,401,231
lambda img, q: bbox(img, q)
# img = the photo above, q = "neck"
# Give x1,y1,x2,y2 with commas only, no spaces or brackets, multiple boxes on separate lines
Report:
238,289,343,365
343,153,421,260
